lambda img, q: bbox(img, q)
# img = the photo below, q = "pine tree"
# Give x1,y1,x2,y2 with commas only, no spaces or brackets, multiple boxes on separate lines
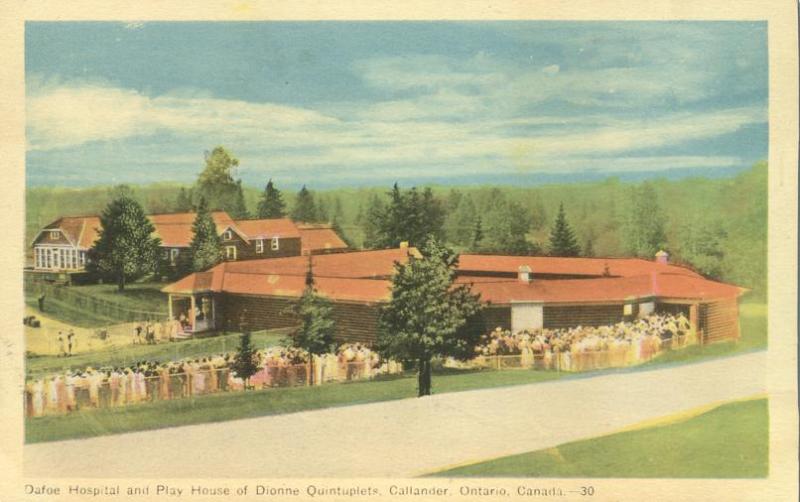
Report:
286,258,337,357
376,239,484,397
362,194,386,249
471,215,484,251
291,185,319,223
189,198,223,272
256,179,286,218
230,180,249,219
548,202,581,257
87,188,161,291
231,332,259,390
175,187,194,212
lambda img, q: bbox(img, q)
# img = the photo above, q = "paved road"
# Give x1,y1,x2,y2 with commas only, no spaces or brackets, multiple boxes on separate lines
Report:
25,352,766,478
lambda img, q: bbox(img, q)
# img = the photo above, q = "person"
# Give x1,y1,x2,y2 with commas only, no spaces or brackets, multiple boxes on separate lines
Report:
57,331,66,357
133,324,142,345
37,292,46,312
66,329,75,356
145,322,155,345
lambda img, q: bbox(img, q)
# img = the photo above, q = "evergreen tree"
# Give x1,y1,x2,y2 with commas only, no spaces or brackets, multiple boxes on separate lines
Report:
548,202,581,257
87,188,161,291
189,198,223,272
231,332,259,390
471,215,484,251
317,196,330,223
256,179,286,218
362,194,386,249
372,184,446,248
291,185,319,222
230,180,249,219
376,239,484,397
175,187,194,212
622,182,667,257
286,258,337,357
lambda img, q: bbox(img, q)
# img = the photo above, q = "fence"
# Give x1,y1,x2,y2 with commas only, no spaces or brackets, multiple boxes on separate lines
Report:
449,333,690,373
29,282,167,323
24,359,402,418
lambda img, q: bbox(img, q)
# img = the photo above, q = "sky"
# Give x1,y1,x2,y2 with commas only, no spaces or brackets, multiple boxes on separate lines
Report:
25,21,768,189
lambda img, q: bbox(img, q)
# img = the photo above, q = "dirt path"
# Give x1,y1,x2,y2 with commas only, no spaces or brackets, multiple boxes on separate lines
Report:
24,351,766,478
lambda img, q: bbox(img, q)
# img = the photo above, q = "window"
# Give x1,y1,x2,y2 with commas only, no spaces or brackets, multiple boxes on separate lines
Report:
49,230,59,240
225,245,237,260
80,251,86,266
170,248,180,265
256,239,264,253
271,236,280,251
223,230,233,241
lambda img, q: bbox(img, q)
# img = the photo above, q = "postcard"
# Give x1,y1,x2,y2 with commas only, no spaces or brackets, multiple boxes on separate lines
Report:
0,1,797,501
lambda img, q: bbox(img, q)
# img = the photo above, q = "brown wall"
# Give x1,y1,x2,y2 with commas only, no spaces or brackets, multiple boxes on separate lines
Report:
221,234,301,262
699,298,740,343
218,293,381,345
481,306,512,331
543,304,625,329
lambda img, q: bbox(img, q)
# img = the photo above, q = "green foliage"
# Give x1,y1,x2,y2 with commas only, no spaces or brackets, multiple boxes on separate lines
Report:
376,239,484,396
256,179,286,218
189,198,223,272
175,187,193,212
481,197,540,255
368,184,446,249
194,147,249,218
548,202,581,257
87,190,161,291
286,282,337,356
231,332,260,389
291,185,319,222
622,182,667,258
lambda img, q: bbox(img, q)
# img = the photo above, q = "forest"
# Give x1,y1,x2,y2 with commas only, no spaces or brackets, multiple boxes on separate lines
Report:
25,159,767,299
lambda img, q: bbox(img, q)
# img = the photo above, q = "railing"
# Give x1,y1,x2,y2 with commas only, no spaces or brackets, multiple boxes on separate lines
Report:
27,282,167,323
24,359,403,418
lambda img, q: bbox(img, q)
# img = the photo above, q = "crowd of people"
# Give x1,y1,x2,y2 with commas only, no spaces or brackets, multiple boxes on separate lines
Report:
468,312,695,372
25,343,400,418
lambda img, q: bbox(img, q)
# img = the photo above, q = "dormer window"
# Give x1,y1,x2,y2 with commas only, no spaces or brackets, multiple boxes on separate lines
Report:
271,236,280,251
49,230,59,240
223,230,233,241
256,239,264,253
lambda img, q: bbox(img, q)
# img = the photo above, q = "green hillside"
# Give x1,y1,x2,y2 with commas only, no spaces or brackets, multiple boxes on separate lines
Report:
25,162,767,298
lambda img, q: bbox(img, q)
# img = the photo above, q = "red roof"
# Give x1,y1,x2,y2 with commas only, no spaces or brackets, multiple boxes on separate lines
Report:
458,254,703,279
151,212,237,247
232,218,300,239
38,216,102,249
163,247,744,304
298,227,348,253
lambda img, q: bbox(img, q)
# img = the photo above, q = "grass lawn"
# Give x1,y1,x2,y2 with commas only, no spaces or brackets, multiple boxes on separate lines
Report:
25,367,564,443
24,296,119,328
430,398,768,478
73,282,169,314
25,329,290,377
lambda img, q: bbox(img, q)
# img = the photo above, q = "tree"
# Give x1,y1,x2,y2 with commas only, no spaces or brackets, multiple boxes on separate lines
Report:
231,332,259,390
583,236,595,257
482,199,539,255
291,185,319,222
361,194,386,249
189,198,223,272
471,215,484,250
376,239,484,397
88,189,161,291
194,146,249,218
371,184,446,249
622,182,667,257
256,179,287,219
175,187,194,212
548,202,581,257
286,258,337,356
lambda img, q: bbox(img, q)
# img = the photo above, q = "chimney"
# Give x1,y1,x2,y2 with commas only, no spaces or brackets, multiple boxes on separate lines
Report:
655,250,669,264
518,265,532,284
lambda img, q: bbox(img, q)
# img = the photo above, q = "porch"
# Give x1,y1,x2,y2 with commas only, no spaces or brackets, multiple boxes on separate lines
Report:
167,293,218,335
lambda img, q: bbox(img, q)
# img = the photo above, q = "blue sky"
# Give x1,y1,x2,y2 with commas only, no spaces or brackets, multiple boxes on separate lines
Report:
25,21,767,189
